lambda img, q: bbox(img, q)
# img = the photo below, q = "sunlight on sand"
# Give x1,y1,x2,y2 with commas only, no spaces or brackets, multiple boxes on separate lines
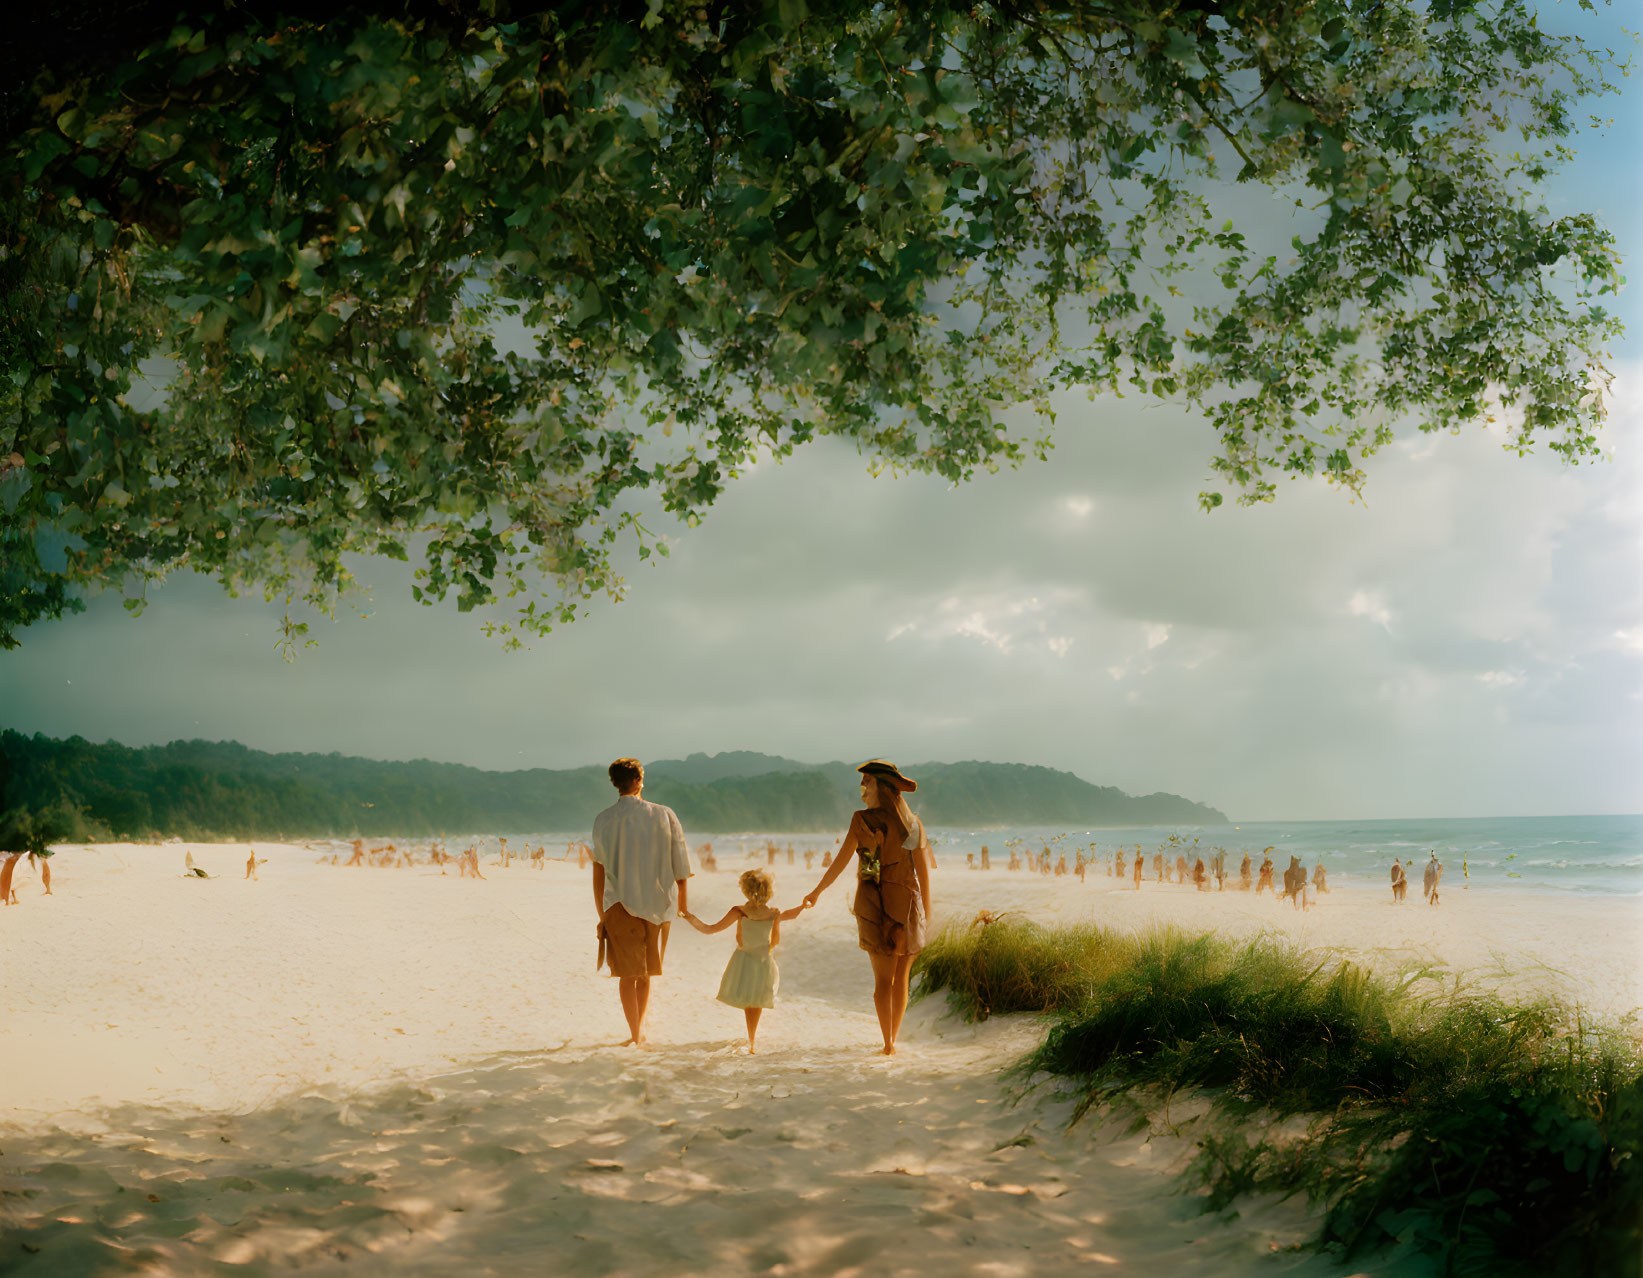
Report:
2,841,1634,1274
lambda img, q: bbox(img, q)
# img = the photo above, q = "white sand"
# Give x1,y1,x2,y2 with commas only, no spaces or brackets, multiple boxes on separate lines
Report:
1,843,1638,1274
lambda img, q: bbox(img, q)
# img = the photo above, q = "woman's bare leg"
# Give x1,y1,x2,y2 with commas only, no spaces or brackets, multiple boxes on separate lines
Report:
0,854,21,905
40,858,51,895
868,951,898,1054
888,954,915,1045
744,1008,762,1053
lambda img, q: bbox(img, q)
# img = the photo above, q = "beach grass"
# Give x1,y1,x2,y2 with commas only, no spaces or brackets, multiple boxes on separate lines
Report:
913,916,1643,1277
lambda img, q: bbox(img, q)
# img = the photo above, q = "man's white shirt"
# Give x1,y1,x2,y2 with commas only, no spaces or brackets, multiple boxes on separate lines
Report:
591,794,692,924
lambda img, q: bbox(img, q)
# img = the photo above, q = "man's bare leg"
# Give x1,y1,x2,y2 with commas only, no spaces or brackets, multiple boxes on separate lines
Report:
744,1007,762,1053
619,976,651,1046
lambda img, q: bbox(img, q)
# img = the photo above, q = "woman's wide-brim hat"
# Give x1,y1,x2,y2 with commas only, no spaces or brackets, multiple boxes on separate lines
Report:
857,759,917,792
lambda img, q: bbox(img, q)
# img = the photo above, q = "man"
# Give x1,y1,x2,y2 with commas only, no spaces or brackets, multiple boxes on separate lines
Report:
591,757,692,1047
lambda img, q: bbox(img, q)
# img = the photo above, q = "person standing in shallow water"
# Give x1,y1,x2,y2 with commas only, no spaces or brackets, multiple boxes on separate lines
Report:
804,760,935,1056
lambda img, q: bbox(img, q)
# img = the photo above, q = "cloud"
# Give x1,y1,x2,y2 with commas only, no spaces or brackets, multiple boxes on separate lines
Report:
5,356,1639,820
1347,589,1395,631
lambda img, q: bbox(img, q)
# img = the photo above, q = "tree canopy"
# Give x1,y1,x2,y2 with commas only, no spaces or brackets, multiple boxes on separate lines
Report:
0,0,1625,650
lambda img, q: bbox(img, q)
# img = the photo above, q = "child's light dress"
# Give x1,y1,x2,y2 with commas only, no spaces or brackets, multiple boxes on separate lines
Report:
716,916,778,1009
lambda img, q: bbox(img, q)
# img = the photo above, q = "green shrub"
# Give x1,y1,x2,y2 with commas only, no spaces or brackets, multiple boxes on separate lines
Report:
913,919,1643,1277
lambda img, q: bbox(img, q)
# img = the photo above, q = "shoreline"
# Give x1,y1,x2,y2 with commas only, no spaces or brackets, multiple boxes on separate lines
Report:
1,841,1637,1274
4,841,1637,1125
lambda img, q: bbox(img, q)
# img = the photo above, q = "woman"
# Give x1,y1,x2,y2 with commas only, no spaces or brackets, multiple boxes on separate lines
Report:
803,759,934,1055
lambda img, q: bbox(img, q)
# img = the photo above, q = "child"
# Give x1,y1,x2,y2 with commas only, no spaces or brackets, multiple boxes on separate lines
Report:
682,869,806,1053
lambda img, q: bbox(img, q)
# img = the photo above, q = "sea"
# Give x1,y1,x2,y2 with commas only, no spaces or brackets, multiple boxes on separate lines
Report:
468,814,1643,898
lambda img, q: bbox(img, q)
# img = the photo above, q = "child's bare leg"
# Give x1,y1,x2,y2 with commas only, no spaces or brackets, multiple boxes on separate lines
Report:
744,1008,761,1053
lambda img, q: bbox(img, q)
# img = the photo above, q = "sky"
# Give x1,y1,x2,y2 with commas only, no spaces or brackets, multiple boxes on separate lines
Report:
4,6,1640,822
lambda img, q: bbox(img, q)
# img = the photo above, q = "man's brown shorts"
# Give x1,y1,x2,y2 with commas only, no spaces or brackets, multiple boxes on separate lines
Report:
602,903,669,978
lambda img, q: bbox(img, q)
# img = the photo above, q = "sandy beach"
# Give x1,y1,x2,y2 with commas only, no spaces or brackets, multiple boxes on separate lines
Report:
2,843,1638,1275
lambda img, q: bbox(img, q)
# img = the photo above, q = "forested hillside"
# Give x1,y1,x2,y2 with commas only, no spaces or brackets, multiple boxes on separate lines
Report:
0,732,1225,841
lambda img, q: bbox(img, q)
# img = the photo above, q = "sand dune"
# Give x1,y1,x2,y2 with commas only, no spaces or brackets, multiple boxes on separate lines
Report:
1,843,1636,1274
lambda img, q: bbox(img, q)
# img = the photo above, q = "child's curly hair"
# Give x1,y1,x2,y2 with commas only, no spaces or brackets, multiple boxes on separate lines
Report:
738,868,774,906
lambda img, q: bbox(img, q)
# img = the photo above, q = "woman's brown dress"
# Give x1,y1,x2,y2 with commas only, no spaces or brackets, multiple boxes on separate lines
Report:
850,809,930,957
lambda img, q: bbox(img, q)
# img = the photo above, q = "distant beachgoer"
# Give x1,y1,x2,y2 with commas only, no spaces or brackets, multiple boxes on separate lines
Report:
1192,857,1206,890
1462,854,1469,888
592,757,692,1048
30,848,53,896
1008,850,1021,872
1312,862,1328,894
1113,848,1125,879
1423,852,1443,905
805,850,816,869
1281,855,1306,909
460,846,486,879
1255,852,1275,896
1212,848,1226,891
682,868,807,1054
1132,848,1144,889
821,849,833,870
1391,858,1406,902
244,848,260,880
966,852,976,870
1075,853,1087,883
345,840,365,867
980,845,991,870
1239,852,1252,891
804,760,934,1056
1,851,24,904
1175,853,1189,884
1153,852,1166,882
1054,854,1067,877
